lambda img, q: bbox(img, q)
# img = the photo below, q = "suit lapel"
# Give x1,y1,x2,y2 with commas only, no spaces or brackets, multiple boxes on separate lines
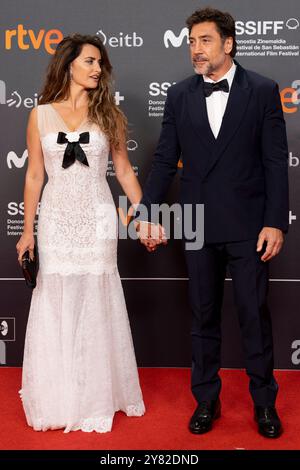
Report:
187,74,215,152
186,63,253,178
203,63,253,178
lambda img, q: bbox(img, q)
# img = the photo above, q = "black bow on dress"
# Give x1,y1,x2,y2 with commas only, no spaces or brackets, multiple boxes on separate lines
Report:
57,132,90,169
203,79,229,97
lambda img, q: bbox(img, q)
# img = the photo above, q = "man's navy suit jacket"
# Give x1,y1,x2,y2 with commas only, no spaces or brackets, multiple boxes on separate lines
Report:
139,61,289,244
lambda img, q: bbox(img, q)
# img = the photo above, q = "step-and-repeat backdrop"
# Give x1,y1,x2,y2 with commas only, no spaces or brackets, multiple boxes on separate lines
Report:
0,0,299,368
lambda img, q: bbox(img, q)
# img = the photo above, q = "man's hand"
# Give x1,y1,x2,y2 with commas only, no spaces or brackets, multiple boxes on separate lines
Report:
256,227,284,262
135,221,167,252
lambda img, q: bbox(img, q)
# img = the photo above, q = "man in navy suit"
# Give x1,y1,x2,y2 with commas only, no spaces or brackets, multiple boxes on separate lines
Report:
136,7,289,438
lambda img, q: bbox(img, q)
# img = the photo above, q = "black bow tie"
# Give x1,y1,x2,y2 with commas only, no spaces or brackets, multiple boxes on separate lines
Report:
57,132,90,169
203,79,229,97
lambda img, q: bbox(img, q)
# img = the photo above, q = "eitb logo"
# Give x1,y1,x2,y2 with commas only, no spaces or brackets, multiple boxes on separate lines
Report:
0,318,16,365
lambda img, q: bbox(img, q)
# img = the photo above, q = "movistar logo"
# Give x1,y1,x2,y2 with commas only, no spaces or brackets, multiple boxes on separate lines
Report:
164,27,189,48
7,150,28,169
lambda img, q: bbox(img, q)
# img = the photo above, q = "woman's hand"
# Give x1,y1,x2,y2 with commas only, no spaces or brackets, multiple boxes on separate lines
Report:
16,232,35,266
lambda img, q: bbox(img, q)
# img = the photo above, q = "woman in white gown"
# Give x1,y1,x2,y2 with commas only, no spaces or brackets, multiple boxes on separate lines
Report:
16,34,146,433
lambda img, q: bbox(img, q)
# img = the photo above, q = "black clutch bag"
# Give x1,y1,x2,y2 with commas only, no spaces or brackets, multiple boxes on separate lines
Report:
21,245,39,289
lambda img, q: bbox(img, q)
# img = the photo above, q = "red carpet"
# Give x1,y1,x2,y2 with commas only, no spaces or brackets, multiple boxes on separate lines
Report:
0,368,299,450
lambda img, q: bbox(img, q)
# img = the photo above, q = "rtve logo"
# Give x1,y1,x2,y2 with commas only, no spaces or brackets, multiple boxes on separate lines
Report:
4,25,63,54
164,19,300,47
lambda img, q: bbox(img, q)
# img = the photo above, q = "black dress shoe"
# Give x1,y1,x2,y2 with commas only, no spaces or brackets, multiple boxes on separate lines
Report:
254,406,283,438
189,398,221,434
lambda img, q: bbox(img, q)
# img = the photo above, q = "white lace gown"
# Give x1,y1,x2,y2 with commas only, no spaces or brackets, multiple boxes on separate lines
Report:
20,104,145,433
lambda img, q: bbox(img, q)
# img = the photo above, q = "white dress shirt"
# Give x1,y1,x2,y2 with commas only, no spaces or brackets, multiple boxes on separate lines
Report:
203,61,236,138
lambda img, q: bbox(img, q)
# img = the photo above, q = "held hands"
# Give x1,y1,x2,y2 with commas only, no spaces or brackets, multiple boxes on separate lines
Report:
135,221,168,252
16,232,35,266
256,227,284,262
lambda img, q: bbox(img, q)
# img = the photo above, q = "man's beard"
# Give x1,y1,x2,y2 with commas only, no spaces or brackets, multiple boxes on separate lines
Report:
193,61,213,76
192,55,213,76
192,54,224,77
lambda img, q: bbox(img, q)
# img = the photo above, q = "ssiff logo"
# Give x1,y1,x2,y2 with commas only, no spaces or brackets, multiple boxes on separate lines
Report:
164,19,299,48
4,25,63,54
235,18,299,35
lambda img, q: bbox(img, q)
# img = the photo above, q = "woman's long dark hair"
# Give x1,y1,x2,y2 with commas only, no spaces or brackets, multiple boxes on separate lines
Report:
39,34,127,148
